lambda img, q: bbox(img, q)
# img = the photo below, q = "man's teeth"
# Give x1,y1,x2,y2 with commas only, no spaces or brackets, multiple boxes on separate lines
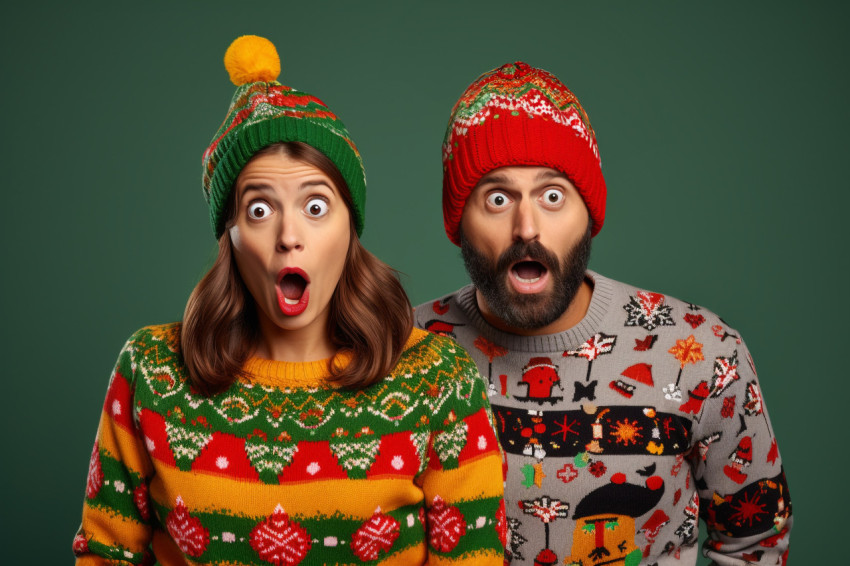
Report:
515,274,541,283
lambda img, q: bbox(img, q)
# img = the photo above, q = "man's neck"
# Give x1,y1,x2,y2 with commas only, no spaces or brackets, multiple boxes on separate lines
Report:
475,277,594,337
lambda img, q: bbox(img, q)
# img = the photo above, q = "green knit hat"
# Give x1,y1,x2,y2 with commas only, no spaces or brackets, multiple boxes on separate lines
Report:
202,35,366,238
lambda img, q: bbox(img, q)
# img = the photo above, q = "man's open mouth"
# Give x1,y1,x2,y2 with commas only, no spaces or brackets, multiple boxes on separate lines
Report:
511,260,547,283
508,260,550,294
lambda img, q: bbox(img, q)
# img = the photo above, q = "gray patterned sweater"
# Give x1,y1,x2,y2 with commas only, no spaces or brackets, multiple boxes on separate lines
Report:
414,271,791,566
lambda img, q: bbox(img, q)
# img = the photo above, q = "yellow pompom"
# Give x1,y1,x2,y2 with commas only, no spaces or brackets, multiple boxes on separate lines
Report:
224,35,281,86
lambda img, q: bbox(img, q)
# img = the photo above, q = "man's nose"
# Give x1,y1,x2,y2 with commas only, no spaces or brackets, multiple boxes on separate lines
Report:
512,198,540,242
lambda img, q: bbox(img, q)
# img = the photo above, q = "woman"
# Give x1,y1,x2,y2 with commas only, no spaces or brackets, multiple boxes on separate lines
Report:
74,36,506,565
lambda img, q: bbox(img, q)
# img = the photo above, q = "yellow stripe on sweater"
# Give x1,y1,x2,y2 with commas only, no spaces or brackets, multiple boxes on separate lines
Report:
97,412,154,478
421,453,504,504
150,467,424,519
431,548,504,566
80,503,149,554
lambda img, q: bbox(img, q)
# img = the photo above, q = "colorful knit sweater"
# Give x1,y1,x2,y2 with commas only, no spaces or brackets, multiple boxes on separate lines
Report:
415,271,791,566
74,324,507,565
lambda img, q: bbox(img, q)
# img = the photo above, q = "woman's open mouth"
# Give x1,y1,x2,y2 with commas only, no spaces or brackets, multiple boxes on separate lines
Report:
509,260,550,294
276,268,310,316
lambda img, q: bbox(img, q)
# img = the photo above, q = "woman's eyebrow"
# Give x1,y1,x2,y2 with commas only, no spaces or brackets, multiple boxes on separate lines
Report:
239,183,275,196
299,180,333,191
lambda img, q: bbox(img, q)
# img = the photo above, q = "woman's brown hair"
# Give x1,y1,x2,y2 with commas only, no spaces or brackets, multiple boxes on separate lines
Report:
181,142,413,396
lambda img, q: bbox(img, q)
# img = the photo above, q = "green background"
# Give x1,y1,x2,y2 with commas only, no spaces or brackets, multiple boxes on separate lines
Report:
1,1,846,563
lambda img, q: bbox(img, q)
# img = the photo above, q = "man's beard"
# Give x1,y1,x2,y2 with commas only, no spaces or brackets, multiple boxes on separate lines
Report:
460,225,592,331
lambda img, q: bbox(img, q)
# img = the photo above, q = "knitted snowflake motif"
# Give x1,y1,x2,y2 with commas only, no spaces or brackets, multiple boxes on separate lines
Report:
249,505,311,565
351,508,401,561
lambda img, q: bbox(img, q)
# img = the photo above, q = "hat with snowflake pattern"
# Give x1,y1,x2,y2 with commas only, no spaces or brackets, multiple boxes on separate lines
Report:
202,35,366,238
442,61,606,245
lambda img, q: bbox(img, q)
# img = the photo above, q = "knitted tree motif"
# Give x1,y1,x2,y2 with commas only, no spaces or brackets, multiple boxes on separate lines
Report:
244,434,299,483
329,427,381,479
664,335,704,401
433,414,469,468
85,442,103,499
427,495,467,553
623,292,675,331
165,418,212,470
351,507,401,561
519,496,569,557
249,505,312,566
166,496,210,558
564,332,617,382
410,431,431,473
474,335,508,395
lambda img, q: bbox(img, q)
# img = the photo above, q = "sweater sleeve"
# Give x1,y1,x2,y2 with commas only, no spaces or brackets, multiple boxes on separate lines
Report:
418,342,507,565
688,336,792,565
73,331,156,565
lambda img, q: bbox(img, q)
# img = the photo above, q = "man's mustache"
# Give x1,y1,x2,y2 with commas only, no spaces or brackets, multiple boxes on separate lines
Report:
495,241,560,274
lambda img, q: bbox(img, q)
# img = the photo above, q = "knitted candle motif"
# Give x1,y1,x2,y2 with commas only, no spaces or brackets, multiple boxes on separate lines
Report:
441,61,606,245
202,35,366,237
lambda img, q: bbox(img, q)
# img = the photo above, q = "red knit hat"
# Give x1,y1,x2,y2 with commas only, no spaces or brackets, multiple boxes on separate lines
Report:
442,61,606,245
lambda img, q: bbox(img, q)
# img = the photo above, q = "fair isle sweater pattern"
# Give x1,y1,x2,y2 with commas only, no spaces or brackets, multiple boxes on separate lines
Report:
74,325,507,565
414,271,791,566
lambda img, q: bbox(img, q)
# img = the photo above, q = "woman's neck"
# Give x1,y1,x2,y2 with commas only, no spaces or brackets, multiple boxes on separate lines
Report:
254,309,336,362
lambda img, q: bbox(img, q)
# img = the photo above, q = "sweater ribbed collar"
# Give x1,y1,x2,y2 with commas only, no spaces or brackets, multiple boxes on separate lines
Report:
242,353,351,389
453,270,614,353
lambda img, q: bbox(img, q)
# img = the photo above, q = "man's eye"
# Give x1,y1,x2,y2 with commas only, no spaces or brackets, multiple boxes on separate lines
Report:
305,198,329,217
486,192,510,208
543,189,564,205
248,202,272,219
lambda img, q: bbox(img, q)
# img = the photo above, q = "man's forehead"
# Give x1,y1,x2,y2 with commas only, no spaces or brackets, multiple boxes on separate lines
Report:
475,166,569,189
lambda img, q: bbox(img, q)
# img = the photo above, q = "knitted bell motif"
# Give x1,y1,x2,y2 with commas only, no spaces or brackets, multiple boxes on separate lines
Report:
441,61,607,245
202,35,366,238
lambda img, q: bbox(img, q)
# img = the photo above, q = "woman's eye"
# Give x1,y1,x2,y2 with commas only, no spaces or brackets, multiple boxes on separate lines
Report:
305,198,329,217
486,192,510,208
543,189,564,205
248,202,272,219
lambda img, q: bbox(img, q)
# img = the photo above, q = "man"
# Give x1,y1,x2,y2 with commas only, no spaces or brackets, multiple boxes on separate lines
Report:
414,62,791,565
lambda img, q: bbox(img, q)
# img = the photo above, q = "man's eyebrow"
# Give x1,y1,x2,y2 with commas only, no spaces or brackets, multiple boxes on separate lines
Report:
475,172,513,187
535,169,569,182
